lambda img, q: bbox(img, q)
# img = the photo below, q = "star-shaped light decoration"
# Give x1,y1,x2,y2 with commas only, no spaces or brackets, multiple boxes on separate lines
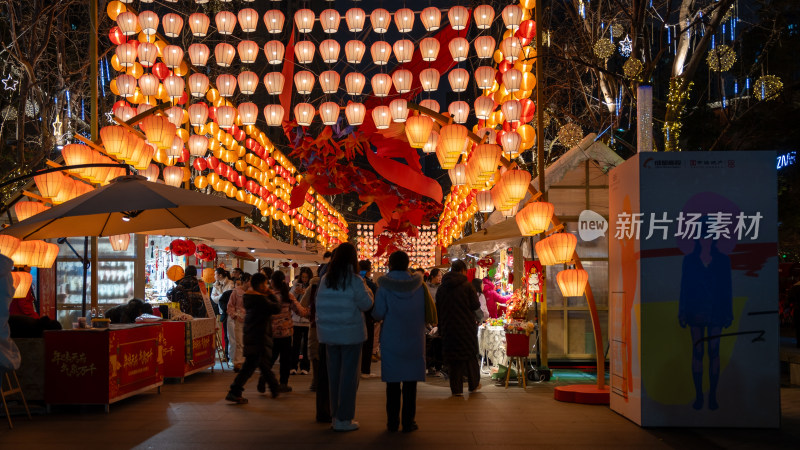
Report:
619,35,633,57
2,74,18,91
52,114,63,137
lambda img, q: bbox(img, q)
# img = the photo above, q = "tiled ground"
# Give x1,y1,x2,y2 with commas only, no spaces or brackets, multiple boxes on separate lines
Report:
1,362,799,449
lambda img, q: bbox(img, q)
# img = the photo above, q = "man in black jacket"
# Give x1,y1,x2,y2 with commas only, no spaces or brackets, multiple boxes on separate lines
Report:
435,260,481,395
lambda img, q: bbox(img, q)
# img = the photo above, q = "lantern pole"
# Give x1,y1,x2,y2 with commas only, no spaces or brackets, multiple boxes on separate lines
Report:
89,0,100,311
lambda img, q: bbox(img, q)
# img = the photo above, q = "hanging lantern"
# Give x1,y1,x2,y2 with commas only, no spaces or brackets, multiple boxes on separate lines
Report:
116,11,138,36
345,72,366,95
164,106,184,128
390,99,408,123
187,73,209,97
448,6,469,31
392,39,414,63
238,71,258,95
391,8,414,32
294,9,315,33
216,74,237,97
476,190,494,213
502,99,522,122
0,235,21,257
166,136,183,159
390,69,411,94
32,170,62,199
263,72,285,95
420,68,440,92
448,101,469,124
474,96,495,119
109,234,132,252
501,130,522,157
345,7,365,32
216,105,236,129
294,103,314,126
474,5,495,29
345,40,366,64
187,135,208,157
237,40,259,64
162,75,183,100
238,8,258,32
475,66,496,90
405,115,433,148
423,130,439,153
320,9,340,33
294,40,315,64
371,74,391,97
162,13,183,37
475,36,496,59
141,164,159,182
187,102,208,126
420,38,440,62
449,37,469,62
138,73,159,96
345,102,365,126
500,204,520,218
264,104,284,126
263,40,285,65
372,106,390,130
114,103,135,122
116,74,136,98
137,42,158,67
546,233,578,264
500,37,522,62
263,10,284,34
319,102,339,125
448,163,468,186
215,11,237,35
215,43,236,67
320,39,340,64
162,45,184,69
186,43,208,67
502,5,523,30
436,124,468,169
500,169,531,207
189,12,210,36
100,125,126,156
421,6,441,31
11,272,32,298
420,99,440,113
115,42,137,68
448,68,469,92
473,144,501,181
516,202,554,236
294,71,315,95
371,41,391,65
14,201,48,222
319,70,339,94
557,268,588,297
370,8,390,33
238,102,258,125
163,166,183,187
142,115,176,149
138,11,158,36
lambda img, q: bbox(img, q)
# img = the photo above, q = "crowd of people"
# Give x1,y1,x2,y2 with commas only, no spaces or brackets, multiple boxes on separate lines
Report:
188,242,491,433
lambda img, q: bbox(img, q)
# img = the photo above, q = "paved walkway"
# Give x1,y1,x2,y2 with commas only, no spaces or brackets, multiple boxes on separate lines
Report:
1,364,799,449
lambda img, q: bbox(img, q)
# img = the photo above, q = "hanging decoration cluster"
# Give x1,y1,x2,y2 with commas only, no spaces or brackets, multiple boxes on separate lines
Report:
356,224,437,270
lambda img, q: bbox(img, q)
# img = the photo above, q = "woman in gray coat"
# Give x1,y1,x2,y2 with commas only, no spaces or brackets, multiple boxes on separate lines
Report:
372,251,426,433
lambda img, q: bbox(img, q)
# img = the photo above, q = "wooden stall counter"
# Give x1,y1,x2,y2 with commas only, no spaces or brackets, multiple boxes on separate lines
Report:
161,318,216,382
44,324,163,412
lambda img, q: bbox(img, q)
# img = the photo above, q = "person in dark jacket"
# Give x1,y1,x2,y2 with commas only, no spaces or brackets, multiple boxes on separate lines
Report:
168,265,206,317
359,260,378,378
435,260,481,396
226,273,282,404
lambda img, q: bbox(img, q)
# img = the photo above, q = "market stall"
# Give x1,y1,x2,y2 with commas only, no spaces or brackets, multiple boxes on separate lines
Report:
161,318,216,381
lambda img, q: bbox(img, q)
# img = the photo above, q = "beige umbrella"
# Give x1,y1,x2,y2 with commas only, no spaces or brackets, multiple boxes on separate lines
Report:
140,220,258,242
1,175,252,240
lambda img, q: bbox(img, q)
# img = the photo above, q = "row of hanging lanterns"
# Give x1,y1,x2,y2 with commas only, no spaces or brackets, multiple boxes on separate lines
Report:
0,236,59,269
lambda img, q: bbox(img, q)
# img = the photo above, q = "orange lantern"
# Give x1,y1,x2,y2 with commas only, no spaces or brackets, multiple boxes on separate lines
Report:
109,234,131,252
405,115,433,148
546,233,578,264
39,242,59,268
370,41,391,65
237,40,259,64
475,36,496,59
448,5,469,31
423,130,439,153
436,124,468,169
390,99,408,122
391,69,412,94
370,8,390,33
189,12,210,36
166,265,184,282
13,202,48,222
420,68,440,92
294,71,315,95
472,144,501,180
61,143,93,173
448,164,468,186
345,40,365,64
215,11,237,35
215,43,236,67
319,102,339,126
421,6,441,31
499,169,531,206
420,37,440,62
557,268,589,297
33,171,64,198
372,106,390,130
264,40,285,65
393,39,414,63
345,72,366,95
320,9,340,33
448,101,469,124
11,272,32,298
0,235,21,257
294,103,314,126
162,166,183,187
474,5,495,30
371,74,391,97
394,8,414,32
12,240,44,267
141,163,159,181
294,40,315,64
263,105,284,126
476,190,494,213
320,39,340,64
140,115,176,149
345,102,365,126
516,202,554,236
263,72,285,95
345,8,365,32
263,10,284,34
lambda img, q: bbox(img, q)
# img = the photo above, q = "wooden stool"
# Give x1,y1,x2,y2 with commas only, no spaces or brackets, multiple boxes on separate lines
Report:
1,370,31,429
504,357,528,388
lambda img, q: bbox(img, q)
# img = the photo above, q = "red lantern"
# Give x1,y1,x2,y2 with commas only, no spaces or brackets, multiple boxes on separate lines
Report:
152,62,170,80
520,98,536,123
184,240,197,256
515,20,536,45
193,158,208,171
206,156,219,170
109,26,126,45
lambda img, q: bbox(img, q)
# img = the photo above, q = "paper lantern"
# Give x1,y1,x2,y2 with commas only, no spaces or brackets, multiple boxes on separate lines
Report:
163,75,185,100
449,37,469,62
140,163,159,182
116,74,136,97
448,6,469,31
188,102,208,126
534,237,556,266
109,233,131,252
237,40,258,64
388,8,412,33
216,105,236,129
392,39,414,64
371,74,391,97
189,13,210,36
166,264,184,282
238,102,258,125
320,39,340,64
166,136,183,159
215,43,236,67
502,99,521,122
187,43,209,67
475,66,496,90
294,40,315,64
557,268,588,297
162,166,183,187
420,38,440,62
546,233,578,264
0,235,21,257
201,268,216,284
187,135,208,157
419,99,439,113
13,201,48,222
135,147,155,172
187,73,209,98
500,169,531,206
420,68,440,92
448,68,469,93
162,45,184,69
475,36,496,59
319,70,339,94
162,13,183,37
11,240,44,267
137,42,157,67
294,9,314,33
263,72,285,95
474,96,495,120
372,106,390,130
345,40,366,64
474,5,495,29
390,99,408,123
448,163,467,186
11,272,32,298
502,5,523,30
50,177,77,204
163,106,183,128
116,11,138,36
370,8,390,33
473,144,501,179
294,103,314,126
423,130,439,153
114,103,135,122
500,37,522,62
516,202,554,236
346,8,365,32
436,124,468,169
501,130,522,156
115,42,136,68
216,74,237,97
237,8,258,32
500,204,519,218
319,102,339,125
263,10,284,34
320,9,340,33
294,71,315,95
41,241,59,269
345,102,365,126
264,104,284,126
136,73,157,97
215,11,236,35
345,72,366,95
264,40,284,65
421,6,441,31
138,11,158,36
476,190,494,213
33,171,64,198
448,101,469,124
236,71,257,95
405,115,433,148
371,41,391,65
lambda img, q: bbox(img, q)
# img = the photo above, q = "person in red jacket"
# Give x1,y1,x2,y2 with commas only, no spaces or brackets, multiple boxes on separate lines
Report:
482,278,509,319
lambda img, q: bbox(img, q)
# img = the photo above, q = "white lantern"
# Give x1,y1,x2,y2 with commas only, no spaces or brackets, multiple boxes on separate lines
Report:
138,73,159,96
263,10,284,34
477,190,494,213
294,9,315,33
448,68,469,92
294,71,315,95
116,12,138,36
238,102,258,125
372,106,390,130
162,45,184,69
188,135,208,157
294,41,315,65
500,37,522,62
392,69,412,93
116,42,137,68
137,42,157,67
237,40,259,64
449,37,469,62
393,8,414,33
345,72,366,95
502,5,523,30
164,75,185,100
475,66,496,90
216,74,237,97
345,8,365,32
320,39,340,64
238,8,259,33
162,13,183,37
319,70,340,94
164,106,183,128
421,6,441,31
503,68,522,92
474,96,495,119
371,74,391,97
345,103,365,126
216,105,236,129
420,99,439,113
448,101,469,124
448,163,468,186
393,39,414,64
162,166,183,187
370,8,390,33
238,71,258,95
345,40,366,64
420,38,440,62
320,9,340,33
477,127,497,144
264,104,284,126
502,100,521,122
263,72,285,95
474,5,495,30
501,131,521,156
215,43,236,67
448,6,468,31
423,130,439,153
294,103,314,126
188,103,208,126
390,99,408,122
215,11,237,35
475,36,496,59
264,41,285,65
319,102,339,125
115,104,135,122
188,13,210,36
420,68,440,92
167,136,183,158
371,41,391,65
188,43,209,66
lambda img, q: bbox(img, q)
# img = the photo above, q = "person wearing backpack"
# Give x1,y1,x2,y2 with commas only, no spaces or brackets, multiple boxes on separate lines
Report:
167,265,206,317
